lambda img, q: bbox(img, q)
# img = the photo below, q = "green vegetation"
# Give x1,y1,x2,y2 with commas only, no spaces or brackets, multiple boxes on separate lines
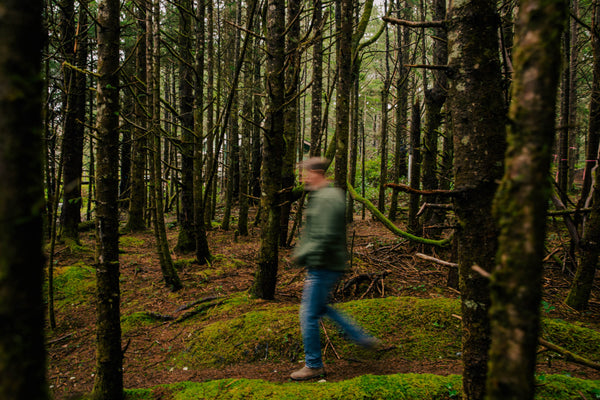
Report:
173,296,599,369
119,236,145,248
123,374,600,400
51,262,96,307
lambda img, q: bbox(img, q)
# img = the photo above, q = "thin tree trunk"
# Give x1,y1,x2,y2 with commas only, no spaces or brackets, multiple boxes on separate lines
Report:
280,0,301,245
149,0,182,292
334,0,352,191
446,0,506,398
557,27,571,198
204,0,215,228
126,0,147,232
251,33,263,201
407,101,421,234
378,11,390,214
0,0,47,396
194,0,211,264
175,0,197,253
578,2,600,207
92,0,123,397
310,0,323,157
251,0,285,300
487,1,566,399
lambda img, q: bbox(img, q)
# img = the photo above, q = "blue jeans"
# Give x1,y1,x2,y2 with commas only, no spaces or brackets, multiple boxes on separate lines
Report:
300,268,373,368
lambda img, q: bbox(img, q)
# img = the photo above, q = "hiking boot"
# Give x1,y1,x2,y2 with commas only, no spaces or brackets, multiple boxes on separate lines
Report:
290,366,326,381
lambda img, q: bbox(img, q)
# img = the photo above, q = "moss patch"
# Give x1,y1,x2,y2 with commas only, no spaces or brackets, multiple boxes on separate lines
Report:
121,311,162,334
123,374,600,400
119,236,145,248
174,296,600,369
51,262,96,307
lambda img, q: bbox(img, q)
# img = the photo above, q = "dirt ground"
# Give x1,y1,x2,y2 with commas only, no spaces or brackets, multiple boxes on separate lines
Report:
46,209,600,399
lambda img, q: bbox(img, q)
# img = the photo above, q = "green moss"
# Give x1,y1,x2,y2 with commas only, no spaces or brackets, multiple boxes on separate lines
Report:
123,374,600,400
119,236,145,247
51,262,96,307
175,297,463,368
121,311,161,334
174,296,600,369
541,319,600,361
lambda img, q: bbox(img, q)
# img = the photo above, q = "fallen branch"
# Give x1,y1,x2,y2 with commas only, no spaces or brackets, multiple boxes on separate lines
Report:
320,321,341,359
539,338,600,371
385,182,456,196
174,301,225,323
176,295,222,312
382,16,445,28
417,202,453,217
415,252,458,268
47,333,74,345
347,181,450,247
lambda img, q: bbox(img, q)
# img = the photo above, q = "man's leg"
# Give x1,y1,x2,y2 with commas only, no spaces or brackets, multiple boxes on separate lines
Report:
299,269,331,368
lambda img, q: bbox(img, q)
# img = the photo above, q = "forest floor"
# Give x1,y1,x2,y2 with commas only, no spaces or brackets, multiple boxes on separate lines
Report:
45,207,600,399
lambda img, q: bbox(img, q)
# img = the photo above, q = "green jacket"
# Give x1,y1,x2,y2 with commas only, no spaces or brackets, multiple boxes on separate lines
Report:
293,186,348,271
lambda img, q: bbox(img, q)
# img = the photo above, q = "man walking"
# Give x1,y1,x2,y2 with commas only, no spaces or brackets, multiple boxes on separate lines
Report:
291,157,379,381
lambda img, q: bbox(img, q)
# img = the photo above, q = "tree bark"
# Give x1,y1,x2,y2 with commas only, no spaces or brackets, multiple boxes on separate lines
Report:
251,0,285,300
310,0,324,158
446,0,506,398
377,15,390,214
0,0,48,397
175,0,197,253
92,0,123,397
126,0,147,232
487,1,566,399
280,0,301,245
334,0,353,191
408,101,422,234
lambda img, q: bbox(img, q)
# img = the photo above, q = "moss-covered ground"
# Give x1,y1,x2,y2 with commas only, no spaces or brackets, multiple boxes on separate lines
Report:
46,217,600,399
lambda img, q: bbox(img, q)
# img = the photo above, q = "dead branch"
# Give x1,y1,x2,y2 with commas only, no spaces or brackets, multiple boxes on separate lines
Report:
47,333,74,345
320,321,341,359
417,202,454,217
174,301,225,323
176,295,222,312
382,16,445,28
539,338,600,371
415,252,458,268
385,182,456,196
471,264,491,279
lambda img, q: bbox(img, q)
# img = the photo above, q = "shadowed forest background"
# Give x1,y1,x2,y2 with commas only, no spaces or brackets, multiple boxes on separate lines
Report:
1,0,600,399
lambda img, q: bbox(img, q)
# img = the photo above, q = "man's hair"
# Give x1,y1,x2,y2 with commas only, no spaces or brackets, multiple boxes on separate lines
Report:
300,157,328,173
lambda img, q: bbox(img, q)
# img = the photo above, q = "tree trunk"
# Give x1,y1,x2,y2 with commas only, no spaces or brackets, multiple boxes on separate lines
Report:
446,0,506,399
250,0,285,300
194,0,211,264
310,0,323,157
407,101,422,234
0,0,48,397
334,0,352,191
421,0,447,227
204,0,215,228
251,33,263,201
568,0,579,190
487,1,566,399
557,27,571,199
148,0,182,292
579,2,600,208
126,0,147,232
175,0,196,253
389,1,410,221
377,16,390,214
60,0,84,241
280,0,301,245
92,0,123,397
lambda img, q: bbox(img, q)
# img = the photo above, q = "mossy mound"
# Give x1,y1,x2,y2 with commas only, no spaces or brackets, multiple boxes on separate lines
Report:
51,262,96,308
124,374,600,400
175,296,600,368
175,297,464,367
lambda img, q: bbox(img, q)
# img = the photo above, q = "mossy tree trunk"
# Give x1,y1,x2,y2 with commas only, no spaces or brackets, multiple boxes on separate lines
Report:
126,0,147,232
280,0,301,245
334,0,353,191
377,18,390,214
194,0,211,264
251,0,285,300
446,0,506,399
60,0,85,242
564,1,600,311
204,0,215,228
487,1,566,399
92,0,123,397
389,1,410,222
310,0,323,158
407,101,422,234
175,0,196,253
148,0,182,292
421,0,447,227
557,26,571,199
579,1,600,208
251,33,263,201
0,0,48,397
